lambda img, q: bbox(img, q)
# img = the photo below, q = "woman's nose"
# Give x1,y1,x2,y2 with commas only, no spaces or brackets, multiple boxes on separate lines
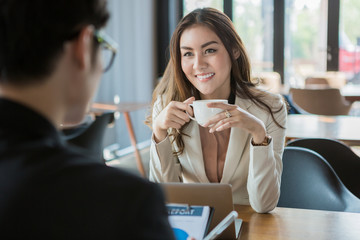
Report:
193,55,207,70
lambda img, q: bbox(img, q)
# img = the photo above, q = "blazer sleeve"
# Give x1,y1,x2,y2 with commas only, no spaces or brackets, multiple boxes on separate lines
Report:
149,97,182,182
247,95,287,213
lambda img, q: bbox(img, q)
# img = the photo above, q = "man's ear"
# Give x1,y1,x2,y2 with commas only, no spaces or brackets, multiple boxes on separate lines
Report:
233,48,240,60
72,25,95,71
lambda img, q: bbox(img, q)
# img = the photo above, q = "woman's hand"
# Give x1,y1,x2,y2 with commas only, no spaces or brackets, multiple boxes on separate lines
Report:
202,102,267,144
153,97,195,143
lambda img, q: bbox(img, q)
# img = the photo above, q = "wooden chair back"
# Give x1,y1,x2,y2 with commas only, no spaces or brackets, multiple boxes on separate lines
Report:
289,88,352,115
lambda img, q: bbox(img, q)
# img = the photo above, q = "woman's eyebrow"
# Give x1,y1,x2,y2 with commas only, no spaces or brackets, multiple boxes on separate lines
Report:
201,41,218,48
180,46,193,50
180,40,219,50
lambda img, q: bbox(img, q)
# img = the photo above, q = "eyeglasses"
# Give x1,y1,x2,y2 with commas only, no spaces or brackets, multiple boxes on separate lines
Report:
93,30,118,72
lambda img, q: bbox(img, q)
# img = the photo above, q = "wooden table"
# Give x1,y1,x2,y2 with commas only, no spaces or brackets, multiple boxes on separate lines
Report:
341,84,360,102
235,205,360,240
91,102,150,177
286,114,360,146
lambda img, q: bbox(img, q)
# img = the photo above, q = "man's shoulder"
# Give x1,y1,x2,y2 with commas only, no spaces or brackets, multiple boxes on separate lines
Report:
60,150,152,185
45,145,158,195
1,145,171,239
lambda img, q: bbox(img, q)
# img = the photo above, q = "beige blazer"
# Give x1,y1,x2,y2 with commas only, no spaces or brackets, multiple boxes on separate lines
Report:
149,92,287,213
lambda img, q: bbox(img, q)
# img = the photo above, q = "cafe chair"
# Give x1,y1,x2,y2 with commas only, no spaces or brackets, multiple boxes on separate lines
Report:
278,146,360,213
286,138,360,198
304,77,330,88
306,71,347,89
289,88,353,115
62,112,115,162
282,94,308,114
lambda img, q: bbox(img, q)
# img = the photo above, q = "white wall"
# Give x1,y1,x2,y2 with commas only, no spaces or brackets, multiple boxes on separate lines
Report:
94,0,155,149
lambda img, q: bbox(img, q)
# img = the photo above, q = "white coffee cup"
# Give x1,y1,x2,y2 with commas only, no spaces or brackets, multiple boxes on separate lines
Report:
187,99,228,126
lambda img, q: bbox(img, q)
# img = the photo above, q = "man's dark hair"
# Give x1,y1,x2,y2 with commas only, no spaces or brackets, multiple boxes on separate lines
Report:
0,0,109,84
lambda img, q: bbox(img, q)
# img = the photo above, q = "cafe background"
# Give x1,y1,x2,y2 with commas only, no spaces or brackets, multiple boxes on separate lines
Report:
95,0,360,162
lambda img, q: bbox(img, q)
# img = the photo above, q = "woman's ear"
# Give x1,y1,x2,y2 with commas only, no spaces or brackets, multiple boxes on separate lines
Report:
72,25,95,71
233,48,240,60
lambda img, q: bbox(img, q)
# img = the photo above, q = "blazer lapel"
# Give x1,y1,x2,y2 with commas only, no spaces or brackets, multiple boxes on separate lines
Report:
221,97,253,183
181,120,210,183
180,96,254,184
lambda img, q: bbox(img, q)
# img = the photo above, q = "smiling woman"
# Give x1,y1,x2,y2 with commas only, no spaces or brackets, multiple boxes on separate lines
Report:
145,8,287,213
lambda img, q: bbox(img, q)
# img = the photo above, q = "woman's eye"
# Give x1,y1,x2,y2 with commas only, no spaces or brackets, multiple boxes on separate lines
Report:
183,52,193,57
205,49,216,54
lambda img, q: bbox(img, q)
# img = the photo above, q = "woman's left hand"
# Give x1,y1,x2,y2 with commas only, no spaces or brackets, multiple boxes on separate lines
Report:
202,102,267,144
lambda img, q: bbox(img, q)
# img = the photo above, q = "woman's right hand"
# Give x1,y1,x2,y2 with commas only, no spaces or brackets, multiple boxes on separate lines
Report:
153,96,195,143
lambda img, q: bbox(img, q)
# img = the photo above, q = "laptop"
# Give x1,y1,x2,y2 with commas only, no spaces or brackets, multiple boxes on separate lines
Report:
160,183,242,240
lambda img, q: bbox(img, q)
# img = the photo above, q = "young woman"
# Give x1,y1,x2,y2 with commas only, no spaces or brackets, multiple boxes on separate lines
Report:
146,8,287,213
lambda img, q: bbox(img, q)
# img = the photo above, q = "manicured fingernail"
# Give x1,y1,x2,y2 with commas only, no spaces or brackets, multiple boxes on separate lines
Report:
209,128,214,133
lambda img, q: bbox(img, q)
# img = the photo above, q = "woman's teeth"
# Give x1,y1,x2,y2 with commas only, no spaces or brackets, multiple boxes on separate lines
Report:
197,73,214,80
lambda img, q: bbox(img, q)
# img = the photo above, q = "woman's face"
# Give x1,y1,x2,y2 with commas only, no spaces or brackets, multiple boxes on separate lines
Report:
180,24,232,100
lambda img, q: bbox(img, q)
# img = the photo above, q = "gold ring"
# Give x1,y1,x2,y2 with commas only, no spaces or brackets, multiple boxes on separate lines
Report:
225,110,231,118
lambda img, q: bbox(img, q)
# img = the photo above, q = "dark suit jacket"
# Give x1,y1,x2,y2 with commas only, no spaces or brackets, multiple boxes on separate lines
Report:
0,98,174,240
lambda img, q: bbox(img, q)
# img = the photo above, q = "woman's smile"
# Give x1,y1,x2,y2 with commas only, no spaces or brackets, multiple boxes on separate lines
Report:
196,72,215,82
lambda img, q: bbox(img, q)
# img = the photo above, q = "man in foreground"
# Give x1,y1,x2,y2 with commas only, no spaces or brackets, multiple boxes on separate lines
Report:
0,0,174,239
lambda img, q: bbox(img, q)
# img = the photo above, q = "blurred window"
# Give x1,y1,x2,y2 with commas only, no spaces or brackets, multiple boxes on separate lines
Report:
232,0,274,74
183,0,223,15
284,0,328,86
339,0,360,84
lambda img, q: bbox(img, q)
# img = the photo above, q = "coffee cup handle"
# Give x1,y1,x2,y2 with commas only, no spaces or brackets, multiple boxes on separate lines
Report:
186,103,196,122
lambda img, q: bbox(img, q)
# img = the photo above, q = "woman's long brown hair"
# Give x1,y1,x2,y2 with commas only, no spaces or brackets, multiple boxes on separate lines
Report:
145,7,284,155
